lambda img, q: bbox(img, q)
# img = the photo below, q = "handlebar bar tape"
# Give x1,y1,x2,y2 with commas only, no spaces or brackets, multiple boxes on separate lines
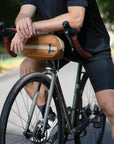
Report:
3,36,17,57
71,36,92,59
11,28,17,33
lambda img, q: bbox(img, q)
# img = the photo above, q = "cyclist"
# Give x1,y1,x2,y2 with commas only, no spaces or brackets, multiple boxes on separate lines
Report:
11,0,114,141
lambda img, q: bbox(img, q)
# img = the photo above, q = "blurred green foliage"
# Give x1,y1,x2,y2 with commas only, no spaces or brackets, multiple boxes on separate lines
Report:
97,0,114,29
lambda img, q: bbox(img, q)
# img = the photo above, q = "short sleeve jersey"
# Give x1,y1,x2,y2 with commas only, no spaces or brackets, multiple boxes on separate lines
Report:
22,0,110,54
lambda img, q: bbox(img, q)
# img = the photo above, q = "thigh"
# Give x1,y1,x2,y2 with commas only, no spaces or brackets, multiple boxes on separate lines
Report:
84,55,114,93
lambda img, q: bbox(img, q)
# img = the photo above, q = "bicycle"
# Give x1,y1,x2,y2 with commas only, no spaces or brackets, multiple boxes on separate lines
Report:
0,21,106,144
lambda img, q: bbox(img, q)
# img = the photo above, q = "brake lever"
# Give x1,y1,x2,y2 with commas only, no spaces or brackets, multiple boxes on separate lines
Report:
63,21,78,52
62,21,79,37
62,21,92,59
0,22,12,37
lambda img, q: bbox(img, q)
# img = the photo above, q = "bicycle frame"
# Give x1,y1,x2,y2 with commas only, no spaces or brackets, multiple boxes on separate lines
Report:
0,21,106,143
0,21,91,138
54,63,84,134
52,63,93,136
23,59,105,141
24,60,85,136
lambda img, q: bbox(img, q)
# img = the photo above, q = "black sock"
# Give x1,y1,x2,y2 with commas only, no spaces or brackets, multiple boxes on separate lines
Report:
38,104,46,117
38,105,56,121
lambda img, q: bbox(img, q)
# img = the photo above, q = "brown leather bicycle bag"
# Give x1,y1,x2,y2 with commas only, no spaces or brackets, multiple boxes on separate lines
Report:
23,33,64,61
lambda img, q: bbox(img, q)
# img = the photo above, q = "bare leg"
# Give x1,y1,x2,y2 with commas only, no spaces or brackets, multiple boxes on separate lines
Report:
96,89,114,141
20,58,47,106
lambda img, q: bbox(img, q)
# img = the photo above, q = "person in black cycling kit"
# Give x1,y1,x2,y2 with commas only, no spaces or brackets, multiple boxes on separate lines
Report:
11,0,114,141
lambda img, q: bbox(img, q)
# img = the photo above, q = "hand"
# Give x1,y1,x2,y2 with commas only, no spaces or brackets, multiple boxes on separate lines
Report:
16,17,36,38
11,33,24,54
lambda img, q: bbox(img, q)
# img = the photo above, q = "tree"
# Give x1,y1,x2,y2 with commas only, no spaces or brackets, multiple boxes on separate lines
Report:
0,0,21,27
97,0,114,30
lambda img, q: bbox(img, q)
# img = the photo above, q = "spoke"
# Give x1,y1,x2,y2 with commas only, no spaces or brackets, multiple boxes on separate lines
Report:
11,108,27,124
20,90,29,115
15,99,25,129
30,82,38,129
7,133,29,144
8,120,24,130
30,110,41,130
10,108,37,132
6,132,23,136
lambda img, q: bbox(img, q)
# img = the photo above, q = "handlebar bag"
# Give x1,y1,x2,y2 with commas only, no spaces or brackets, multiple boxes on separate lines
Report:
23,33,64,61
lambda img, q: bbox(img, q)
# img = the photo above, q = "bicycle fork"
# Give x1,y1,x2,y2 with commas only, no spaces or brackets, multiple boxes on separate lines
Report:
41,73,56,135
23,72,56,137
24,82,41,136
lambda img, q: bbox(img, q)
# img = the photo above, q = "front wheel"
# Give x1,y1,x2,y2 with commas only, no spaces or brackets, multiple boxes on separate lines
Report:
0,72,64,144
75,74,106,144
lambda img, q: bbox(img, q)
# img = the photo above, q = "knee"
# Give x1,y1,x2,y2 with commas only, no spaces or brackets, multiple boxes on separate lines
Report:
96,90,114,122
20,58,46,77
20,58,29,77
101,103,114,119
20,58,37,77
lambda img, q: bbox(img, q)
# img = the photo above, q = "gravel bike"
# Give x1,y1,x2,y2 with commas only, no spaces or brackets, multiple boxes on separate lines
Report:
0,21,106,144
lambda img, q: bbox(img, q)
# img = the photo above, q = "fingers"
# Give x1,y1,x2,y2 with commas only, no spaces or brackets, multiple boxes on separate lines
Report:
32,23,36,34
11,17,36,54
16,22,24,38
26,19,33,36
11,33,24,54
16,17,36,38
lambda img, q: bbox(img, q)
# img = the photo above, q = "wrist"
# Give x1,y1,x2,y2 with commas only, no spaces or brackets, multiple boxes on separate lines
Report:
15,33,24,41
15,13,31,26
33,22,38,31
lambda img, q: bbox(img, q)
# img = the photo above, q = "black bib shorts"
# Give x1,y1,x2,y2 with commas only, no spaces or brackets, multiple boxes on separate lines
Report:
83,50,114,92
58,49,114,93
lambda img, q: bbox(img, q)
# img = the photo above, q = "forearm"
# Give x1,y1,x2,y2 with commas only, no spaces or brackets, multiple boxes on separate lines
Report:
15,5,36,26
34,7,85,32
15,5,85,37
34,14,82,32
15,5,36,38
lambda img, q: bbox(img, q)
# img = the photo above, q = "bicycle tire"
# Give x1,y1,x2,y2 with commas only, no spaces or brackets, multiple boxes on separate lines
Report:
0,72,64,144
75,73,106,144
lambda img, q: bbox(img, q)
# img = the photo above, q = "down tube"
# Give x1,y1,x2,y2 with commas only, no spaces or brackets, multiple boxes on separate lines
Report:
71,63,82,126
55,76,73,134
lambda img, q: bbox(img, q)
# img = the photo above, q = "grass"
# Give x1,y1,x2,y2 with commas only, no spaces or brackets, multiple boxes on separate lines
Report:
0,45,25,72
0,57,25,72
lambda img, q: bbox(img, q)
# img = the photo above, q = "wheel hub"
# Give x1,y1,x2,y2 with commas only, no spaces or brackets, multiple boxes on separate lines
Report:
31,120,47,143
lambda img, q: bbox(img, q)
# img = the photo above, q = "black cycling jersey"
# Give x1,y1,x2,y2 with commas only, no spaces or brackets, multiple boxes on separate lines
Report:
22,0,110,55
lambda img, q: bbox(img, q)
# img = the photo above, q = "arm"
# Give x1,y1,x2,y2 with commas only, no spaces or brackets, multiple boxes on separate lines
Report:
15,4,36,23
11,5,36,53
16,5,85,37
11,5,85,53
15,5,37,38
33,6,86,32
